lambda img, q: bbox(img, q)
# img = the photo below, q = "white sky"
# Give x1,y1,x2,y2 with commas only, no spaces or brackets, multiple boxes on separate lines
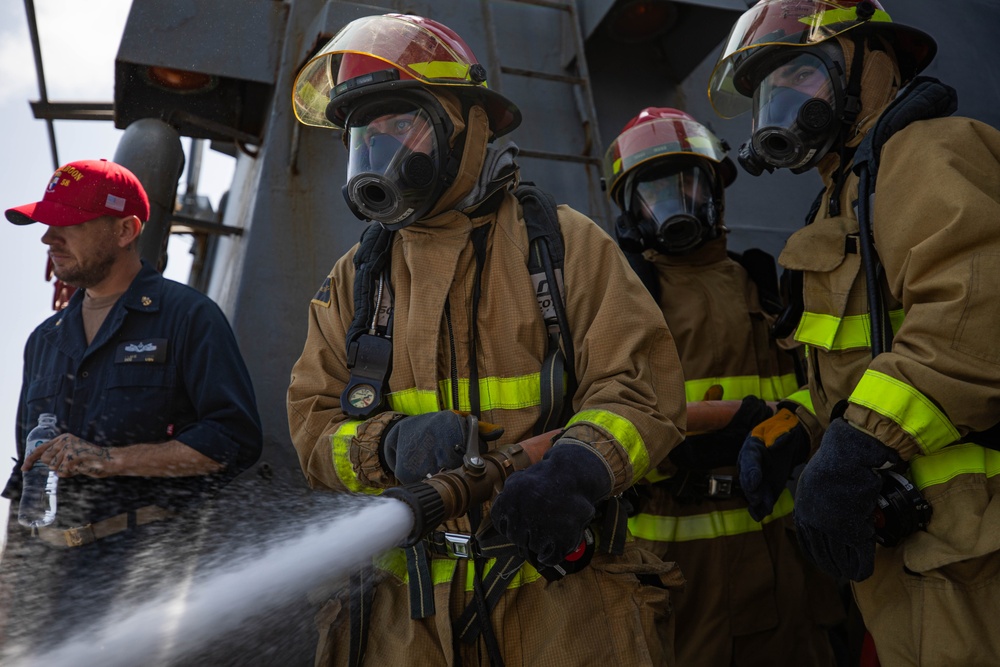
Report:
0,1,235,550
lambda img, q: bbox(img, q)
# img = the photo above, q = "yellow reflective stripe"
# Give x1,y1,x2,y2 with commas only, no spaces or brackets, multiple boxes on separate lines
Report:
686,135,714,150
408,61,471,81
376,548,456,584
612,157,623,175
441,374,545,412
849,370,959,455
909,443,1000,490
785,389,816,416
629,489,793,542
388,373,550,414
795,309,904,351
375,548,542,590
464,558,542,591
644,468,672,483
800,8,892,28
569,409,650,476
331,420,381,495
388,387,441,414
684,374,799,403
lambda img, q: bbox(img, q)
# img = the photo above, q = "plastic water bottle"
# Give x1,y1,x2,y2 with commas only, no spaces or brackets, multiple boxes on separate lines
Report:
18,413,60,529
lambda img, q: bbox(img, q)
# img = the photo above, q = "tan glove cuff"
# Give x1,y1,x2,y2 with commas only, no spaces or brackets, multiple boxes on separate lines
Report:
562,422,633,494
350,411,407,488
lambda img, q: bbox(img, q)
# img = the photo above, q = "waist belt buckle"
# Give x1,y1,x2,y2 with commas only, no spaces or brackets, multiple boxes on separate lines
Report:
707,475,735,499
64,524,96,548
444,532,472,559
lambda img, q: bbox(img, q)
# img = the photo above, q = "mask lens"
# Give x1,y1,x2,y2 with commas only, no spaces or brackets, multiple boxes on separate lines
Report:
749,52,838,171
347,103,439,181
344,100,443,228
627,164,715,254
629,164,710,225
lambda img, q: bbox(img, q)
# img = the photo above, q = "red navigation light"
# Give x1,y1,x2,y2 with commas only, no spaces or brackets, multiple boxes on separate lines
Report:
607,0,678,44
145,66,217,93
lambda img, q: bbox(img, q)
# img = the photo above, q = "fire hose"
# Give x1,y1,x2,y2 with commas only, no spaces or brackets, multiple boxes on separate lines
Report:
385,401,930,558
383,401,755,547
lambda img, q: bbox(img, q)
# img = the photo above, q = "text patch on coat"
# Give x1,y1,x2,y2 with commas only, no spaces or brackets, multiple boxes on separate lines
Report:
115,339,168,363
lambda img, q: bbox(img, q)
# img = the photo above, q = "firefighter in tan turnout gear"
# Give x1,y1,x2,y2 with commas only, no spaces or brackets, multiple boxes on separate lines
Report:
709,1,1000,664
288,13,685,667
605,107,841,666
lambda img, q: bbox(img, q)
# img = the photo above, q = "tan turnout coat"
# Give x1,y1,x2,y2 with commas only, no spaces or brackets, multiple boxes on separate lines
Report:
288,188,686,666
780,116,1000,666
632,238,839,667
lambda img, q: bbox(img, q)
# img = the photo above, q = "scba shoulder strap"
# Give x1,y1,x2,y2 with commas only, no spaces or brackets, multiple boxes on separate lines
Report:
852,76,958,357
341,223,396,417
516,183,576,434
772,78,958,349
340,185,575,430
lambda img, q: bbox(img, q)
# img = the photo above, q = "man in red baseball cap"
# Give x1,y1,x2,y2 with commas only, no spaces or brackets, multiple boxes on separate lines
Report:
6,159,151,300
6,158,150,227
0,159,262,657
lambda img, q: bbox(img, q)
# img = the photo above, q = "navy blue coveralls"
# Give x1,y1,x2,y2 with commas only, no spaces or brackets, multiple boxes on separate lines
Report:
0,262,262,646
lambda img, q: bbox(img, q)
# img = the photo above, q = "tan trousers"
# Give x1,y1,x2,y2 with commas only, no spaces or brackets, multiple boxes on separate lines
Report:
314,541,682,667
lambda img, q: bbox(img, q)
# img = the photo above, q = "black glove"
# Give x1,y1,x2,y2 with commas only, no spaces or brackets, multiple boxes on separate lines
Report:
490,443,612,567
794,418,901,582
670,396,774,470
738,404,810,521
381,411,469,484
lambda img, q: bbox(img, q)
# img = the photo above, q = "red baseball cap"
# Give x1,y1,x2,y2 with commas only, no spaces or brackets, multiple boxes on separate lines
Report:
6,159,150,227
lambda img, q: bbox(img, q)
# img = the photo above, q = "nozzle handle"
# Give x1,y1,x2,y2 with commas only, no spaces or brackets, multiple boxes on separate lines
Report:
383,482,446,547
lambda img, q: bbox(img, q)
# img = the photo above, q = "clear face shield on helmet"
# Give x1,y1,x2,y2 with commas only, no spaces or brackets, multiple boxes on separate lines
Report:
343,95,452,230
743,48,845,174
619,163,718,255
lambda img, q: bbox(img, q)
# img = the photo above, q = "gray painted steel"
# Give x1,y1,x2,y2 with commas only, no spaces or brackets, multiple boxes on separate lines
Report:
111,0,999,488
78,2,1000,660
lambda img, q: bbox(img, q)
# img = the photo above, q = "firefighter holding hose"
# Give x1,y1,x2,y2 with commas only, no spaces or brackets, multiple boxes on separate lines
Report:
287,13,685,666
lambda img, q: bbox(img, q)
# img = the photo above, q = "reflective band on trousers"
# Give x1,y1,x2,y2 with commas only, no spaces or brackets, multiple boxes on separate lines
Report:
909,442,1000,490
375,548,544,590
795,309,904,351
684,374,800,403
628,488,794,542
569,409,651,478
850,369,960,455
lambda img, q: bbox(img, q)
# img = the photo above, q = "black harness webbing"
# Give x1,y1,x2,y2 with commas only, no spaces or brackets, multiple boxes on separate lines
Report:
404,543,434,620
519,185,576,434
453,533,526,647
851,76,957,357
346,185,573,667
347,565,375,667
341,224,395,418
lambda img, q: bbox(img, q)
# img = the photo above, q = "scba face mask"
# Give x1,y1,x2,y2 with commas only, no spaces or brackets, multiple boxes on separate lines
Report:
343,94,454,229
619,163,719,256
742,48,846,175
